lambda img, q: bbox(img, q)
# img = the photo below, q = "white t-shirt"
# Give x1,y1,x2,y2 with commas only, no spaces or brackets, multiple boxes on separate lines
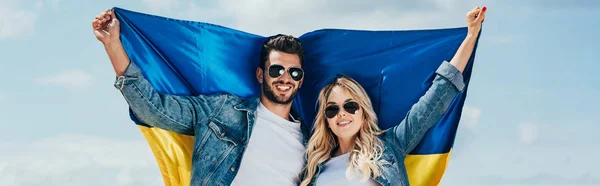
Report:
315,153,380,186
230,103,306,186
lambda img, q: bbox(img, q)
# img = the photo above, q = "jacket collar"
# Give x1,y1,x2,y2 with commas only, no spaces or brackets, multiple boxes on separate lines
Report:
234,97,311,145
233,97,260,111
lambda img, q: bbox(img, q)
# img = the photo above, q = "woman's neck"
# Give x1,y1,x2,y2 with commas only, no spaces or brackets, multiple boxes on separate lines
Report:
334,136,356,157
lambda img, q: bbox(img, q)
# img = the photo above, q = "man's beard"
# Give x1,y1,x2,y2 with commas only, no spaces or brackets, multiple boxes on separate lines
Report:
263,79,298,105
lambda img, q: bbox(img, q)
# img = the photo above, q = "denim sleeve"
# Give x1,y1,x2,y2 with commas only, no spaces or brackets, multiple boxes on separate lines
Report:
384,61,465,155
114,62,224,135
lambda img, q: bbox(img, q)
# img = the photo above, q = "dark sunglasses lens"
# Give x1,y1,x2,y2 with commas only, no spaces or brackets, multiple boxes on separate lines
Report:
344,102,360,114
268,65,285,78
325,105,339,118
289,68,304,81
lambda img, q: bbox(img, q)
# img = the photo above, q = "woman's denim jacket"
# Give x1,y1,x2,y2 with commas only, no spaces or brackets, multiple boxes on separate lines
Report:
304,61,465,186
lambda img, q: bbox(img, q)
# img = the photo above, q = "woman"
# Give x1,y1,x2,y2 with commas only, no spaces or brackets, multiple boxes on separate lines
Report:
300,6,487,186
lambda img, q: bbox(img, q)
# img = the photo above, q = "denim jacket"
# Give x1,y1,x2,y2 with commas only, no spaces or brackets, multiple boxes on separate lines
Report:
305,61,465,186
114,62,311,186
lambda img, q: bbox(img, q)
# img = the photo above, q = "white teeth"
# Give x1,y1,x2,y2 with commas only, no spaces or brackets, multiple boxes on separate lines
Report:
276,85,291,91
338,120,351,125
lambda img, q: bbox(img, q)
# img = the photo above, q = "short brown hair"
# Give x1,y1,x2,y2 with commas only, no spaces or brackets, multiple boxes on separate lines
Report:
259,34,304,69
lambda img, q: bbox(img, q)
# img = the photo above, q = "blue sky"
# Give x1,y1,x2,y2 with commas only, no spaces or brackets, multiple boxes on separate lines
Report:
0,0,598,185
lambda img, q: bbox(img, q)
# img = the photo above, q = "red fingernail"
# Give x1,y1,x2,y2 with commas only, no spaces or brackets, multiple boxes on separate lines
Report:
482,7,487,11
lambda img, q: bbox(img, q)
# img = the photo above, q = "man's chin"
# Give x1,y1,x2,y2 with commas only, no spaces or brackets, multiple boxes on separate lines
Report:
275,96,292,104
263,85,297,105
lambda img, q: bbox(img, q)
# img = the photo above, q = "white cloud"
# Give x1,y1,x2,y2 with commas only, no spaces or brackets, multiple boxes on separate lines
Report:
460,106,481,130
468,173,600,185
0,0,63,39
35,69,94,90
532,0,600,9
0,134,162,186
35,1,44,9
143,0,482,36
142,0,183,13
451,106,480,158
219,0,476,36
35,0,61,10
0,0,37,40
518,121,538,145
485,35,516,44
532,120,598,147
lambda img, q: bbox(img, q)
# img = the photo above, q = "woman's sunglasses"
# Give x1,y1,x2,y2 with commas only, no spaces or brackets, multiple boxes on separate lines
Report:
325,101,360,118
268,64,304,81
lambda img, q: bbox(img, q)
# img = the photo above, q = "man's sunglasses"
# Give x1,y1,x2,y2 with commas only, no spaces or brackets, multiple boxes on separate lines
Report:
268,64,304,81
325,101,360,118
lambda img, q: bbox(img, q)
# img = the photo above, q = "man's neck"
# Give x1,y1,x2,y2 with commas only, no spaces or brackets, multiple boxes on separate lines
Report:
260,96,292,121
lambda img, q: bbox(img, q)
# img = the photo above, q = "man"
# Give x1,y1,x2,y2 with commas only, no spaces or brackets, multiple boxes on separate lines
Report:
93,8,310,186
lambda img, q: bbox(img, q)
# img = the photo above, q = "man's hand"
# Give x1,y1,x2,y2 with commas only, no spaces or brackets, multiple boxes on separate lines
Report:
92,8,120,45
92,8,129,76
466,6,487,37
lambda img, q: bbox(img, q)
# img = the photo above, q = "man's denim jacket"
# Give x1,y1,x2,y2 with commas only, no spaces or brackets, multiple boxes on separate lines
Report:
303,61,465,186
115,60,463,186
114,62,310,186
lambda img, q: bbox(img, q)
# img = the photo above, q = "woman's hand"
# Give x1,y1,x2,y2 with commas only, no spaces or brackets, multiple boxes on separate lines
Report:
466,6,487,37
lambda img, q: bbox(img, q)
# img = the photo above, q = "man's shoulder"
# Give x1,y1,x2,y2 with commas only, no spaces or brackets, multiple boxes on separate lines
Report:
205,93,259,112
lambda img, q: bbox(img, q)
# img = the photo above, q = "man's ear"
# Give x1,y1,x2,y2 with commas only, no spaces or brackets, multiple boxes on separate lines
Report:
256,67,263,83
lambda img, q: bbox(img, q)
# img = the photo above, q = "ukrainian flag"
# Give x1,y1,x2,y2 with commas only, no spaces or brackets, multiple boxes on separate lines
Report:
113,6,479,186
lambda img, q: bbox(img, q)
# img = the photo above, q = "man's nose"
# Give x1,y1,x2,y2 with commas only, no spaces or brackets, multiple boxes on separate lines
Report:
279,70,293,82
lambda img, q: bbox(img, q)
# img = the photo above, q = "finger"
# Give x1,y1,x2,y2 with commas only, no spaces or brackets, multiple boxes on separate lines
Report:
95,16,105,24
472,6,480,14
97,15,105,22
472,6,481,15
481,13,486,23
93,29,102,36
467,11,478,20
95,18,107,29
102,8,111,17
94,29,109,38
472,8,481,16
477,6,487,22
96,19,104,28
466,11,474,19
93,19,100,28
100,11,109,21
468,8,479,16
109,18,118,27
110,10,117,20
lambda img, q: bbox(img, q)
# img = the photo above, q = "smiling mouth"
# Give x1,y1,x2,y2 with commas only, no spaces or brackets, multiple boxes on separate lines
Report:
275,84,292,92
337,120,352,127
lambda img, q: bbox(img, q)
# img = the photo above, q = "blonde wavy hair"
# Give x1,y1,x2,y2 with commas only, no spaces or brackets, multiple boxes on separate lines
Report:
300,75,385,186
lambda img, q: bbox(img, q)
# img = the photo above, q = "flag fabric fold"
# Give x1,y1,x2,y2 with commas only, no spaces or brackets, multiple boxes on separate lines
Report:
113,7,479,186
